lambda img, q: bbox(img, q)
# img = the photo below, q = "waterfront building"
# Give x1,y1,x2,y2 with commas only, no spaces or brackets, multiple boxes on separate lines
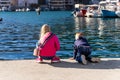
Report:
11,0,18,6
74,0,91,4
0,0,39,11
18,0,38,8
10,0,38,11
48,0,74,10
38,0,49,10
65,0,75,10
0,0,11,11
10,0,18,11
38,0,46,5
1,0,114,11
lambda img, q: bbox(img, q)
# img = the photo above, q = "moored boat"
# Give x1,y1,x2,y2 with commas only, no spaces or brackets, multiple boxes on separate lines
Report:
86,4,102,18
72,4,87,17
102,10,118,17
116,11,120,17
99,0,120,18
73,0,120,18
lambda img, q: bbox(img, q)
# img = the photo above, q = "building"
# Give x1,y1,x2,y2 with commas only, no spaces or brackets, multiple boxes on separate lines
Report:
11,0,18,7
10,0,18,11
65,0,74,10
38,0,49,10
74,0,91,4
38,0,46,5
1,0,108,11
48,0,74,10
0,0,39,11
0,0,11,11
18,0,38,8
48,0,65,10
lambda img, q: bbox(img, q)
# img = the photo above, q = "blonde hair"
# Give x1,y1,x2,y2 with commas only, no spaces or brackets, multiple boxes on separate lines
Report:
75,32,83,40
39,24,51,40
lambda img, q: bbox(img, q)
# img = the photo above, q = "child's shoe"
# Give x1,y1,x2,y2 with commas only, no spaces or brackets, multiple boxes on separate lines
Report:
51,56,60,63
36,57,43,63
91,57,100,63
81,55,87,65
69,57,74,60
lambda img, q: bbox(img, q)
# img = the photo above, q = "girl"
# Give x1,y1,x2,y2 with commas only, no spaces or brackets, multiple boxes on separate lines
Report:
34,24,60,63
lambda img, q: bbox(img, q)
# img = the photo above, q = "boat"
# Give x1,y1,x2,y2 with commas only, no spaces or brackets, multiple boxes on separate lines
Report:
26,8,30,11
73,0,120,18
99,0,120,18
115,3,120,17
116,11,120,17
72,7,81,17
1,7,8,11
85,4,102,18
72,8,87,17
72,4,87,17
102,9,117,17
73,4,101,18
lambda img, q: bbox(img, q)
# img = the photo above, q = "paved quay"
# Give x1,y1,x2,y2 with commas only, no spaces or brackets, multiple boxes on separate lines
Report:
0,58,120,80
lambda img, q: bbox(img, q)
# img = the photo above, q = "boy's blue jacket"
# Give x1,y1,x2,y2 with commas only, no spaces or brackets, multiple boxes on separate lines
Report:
74,37,90,47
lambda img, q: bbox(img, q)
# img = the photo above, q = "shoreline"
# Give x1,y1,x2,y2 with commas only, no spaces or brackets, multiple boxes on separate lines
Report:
0,58,120,80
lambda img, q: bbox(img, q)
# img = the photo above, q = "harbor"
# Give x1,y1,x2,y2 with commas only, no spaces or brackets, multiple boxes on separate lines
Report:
0,11,120,60
0,1,120,80
72,0,120,18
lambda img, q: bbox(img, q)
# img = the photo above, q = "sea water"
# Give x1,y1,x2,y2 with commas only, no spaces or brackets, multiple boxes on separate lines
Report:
0,11,120,60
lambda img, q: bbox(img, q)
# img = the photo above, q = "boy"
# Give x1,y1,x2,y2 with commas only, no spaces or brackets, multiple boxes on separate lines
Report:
71,32,100,64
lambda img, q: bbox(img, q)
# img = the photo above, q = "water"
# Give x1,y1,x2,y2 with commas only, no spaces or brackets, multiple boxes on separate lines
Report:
0,11,120,60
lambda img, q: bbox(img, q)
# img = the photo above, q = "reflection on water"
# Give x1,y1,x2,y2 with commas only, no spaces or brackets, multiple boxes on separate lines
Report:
0,11,120,59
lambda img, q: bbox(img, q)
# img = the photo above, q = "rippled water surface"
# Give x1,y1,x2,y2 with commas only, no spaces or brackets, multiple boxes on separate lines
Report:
0,11,120,60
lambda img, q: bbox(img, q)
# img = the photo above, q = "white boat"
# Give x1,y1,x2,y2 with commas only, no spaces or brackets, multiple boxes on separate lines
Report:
86,0,120,18
1,7,8,11
72,10,82,17
115,4,120,17
73,4,102,18
73,0,120,18
99,0,120,18
116,11,120,17
26,8,30,11
86,4,101,18
72,4,87,17
15,8,30,12
72,9,87,17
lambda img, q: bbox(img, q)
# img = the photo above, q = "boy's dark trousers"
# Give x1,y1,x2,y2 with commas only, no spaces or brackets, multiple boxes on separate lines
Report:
74,46,92,62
